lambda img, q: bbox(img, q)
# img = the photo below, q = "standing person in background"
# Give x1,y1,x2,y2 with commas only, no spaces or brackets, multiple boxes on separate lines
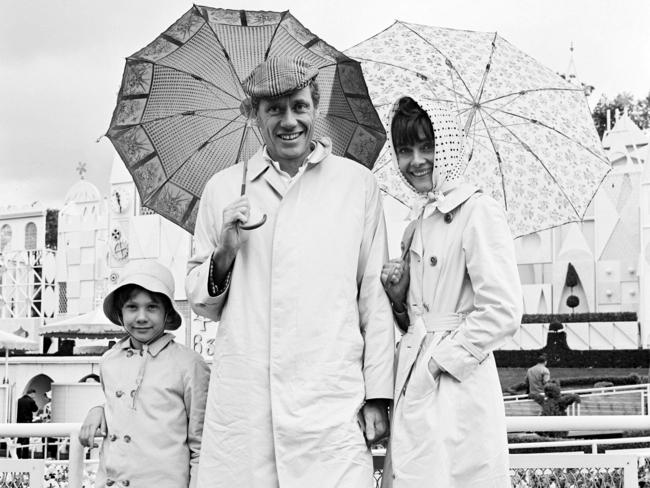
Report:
526,354,551,396
186,56,394,488
381,96,522,487
16,389,38,459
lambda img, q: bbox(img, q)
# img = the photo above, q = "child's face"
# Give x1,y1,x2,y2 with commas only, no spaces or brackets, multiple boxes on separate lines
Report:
121,289,167,349
395,126,435,193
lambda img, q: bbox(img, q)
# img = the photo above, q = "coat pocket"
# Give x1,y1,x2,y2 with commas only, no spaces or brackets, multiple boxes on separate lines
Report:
404,334,442,401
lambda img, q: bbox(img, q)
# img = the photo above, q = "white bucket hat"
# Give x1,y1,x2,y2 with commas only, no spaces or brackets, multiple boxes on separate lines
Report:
103,259,182,330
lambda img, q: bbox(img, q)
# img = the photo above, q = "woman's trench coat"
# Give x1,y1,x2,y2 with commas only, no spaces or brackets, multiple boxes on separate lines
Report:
381,99,522,488
186,141,395,488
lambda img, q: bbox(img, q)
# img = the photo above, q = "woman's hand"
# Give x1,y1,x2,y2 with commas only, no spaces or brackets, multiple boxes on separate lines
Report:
381,258,410,306
78,406,106,448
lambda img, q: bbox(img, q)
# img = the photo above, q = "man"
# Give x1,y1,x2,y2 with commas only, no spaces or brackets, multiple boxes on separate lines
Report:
186,57,394,487
526,354,551,396
16,389,38,458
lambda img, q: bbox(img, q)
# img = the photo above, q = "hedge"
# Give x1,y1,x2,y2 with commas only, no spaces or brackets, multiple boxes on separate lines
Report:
522,312,638,323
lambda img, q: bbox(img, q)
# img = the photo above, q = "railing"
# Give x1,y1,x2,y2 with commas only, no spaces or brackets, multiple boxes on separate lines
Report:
504,383,650,416
2,417,650,487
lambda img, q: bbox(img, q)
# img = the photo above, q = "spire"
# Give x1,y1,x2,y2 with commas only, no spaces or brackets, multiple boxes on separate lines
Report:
76,161,87,180
562,42,594,97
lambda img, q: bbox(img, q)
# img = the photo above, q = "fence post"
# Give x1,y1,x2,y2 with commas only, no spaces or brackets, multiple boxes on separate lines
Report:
67,425,84,488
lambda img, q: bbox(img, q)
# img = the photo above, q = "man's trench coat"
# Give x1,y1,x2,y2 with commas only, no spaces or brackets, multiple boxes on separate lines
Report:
186,143,395,488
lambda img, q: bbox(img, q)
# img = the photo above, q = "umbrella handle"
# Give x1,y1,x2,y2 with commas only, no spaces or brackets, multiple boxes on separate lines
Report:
239,214,267,230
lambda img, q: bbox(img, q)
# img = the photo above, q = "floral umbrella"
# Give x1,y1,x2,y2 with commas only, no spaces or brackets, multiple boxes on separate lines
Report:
107,6,385,233
345,21,610,237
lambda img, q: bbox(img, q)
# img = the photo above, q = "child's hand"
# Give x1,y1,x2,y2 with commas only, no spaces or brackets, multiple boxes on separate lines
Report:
381,258,410,306
78,406,106,448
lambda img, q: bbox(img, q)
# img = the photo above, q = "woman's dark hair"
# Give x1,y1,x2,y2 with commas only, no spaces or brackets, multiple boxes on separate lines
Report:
391,97,435,149
113,284,173,322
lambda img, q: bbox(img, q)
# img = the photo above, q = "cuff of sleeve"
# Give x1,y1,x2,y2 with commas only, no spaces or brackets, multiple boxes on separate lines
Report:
208,257,231,297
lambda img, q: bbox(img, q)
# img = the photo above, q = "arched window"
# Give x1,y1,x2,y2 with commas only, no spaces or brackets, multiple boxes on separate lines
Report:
25,222,37,250
0,225,12,252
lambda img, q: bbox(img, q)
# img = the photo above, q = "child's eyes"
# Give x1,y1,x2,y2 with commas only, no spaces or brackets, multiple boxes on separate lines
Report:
397,147,412,154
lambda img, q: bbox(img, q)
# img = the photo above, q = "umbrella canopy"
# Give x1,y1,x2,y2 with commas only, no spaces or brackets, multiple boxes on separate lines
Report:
107,6,385,233
0,330,38,383
40,308,125,339
345,22,610,237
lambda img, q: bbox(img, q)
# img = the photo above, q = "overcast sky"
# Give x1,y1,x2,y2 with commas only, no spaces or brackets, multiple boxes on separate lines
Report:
1,0,649,209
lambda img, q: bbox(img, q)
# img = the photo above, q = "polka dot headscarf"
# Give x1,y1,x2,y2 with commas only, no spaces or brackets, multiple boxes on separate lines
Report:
386,96,466,198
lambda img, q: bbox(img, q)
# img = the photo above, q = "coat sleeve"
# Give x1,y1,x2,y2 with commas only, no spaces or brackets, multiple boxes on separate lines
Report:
184,353,210,488
357,174,395,400
431,195,522,382
186,177,230,322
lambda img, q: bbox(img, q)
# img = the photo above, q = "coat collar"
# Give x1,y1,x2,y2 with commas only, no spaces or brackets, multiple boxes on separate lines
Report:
246,137,332,183
118,332,174,357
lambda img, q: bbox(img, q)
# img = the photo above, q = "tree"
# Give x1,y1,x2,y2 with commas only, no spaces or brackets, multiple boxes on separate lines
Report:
592,91,650,138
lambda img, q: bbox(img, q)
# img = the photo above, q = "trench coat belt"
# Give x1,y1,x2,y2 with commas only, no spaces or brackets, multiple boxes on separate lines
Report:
412,308,465,332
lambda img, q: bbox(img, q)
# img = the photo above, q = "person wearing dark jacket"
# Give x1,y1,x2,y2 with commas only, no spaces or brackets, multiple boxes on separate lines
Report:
16,389,38,458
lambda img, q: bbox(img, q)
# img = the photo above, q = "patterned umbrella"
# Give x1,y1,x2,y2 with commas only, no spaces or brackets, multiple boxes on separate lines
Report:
107,6,385,233
345,22,610,237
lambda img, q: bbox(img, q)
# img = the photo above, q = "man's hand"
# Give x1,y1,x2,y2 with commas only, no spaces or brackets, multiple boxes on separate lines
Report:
361,399,390,446
78,406,106,448
220,196,251,254
381,259,409,307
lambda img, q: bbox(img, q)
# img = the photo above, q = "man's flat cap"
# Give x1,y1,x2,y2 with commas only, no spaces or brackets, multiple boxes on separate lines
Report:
242,56,319,98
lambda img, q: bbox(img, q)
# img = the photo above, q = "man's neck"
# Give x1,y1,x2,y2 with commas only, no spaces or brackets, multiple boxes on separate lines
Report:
278,159,304,177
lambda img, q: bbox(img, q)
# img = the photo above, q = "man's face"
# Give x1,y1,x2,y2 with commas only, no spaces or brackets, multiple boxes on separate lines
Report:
255,86,317,168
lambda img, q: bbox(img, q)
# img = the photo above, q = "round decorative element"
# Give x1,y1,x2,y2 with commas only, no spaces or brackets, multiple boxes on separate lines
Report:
111,228,122,241
109,272,119,284
111,239,129,261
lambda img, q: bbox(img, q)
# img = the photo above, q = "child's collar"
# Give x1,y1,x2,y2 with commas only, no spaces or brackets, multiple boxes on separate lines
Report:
118,333,174,357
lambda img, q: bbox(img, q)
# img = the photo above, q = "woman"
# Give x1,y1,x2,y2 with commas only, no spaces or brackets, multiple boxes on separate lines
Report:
381,96,522,487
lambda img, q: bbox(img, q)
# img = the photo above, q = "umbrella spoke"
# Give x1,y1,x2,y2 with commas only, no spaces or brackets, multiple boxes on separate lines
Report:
482,109,581,217
487,107,610,164
402,23,476,101
479,87,583,108
477,109,509,210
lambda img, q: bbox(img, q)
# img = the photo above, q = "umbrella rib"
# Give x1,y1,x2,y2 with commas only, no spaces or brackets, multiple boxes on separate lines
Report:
476,110,509,210
479,87,583,107
194,5,246,93
142,115,246,206
474,33,498,104
482,109,581,217
264,11,290,60
352,57,473,105
487,108,610,164
401,22,475,99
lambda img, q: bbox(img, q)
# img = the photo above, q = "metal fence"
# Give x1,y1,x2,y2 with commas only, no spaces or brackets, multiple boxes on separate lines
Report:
1,417,650,487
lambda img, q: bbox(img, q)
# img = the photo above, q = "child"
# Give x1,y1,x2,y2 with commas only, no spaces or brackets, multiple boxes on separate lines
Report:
380,97,522,487
79,259,209,488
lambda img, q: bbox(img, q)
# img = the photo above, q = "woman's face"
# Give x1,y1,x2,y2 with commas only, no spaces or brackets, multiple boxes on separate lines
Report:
395,126,435,193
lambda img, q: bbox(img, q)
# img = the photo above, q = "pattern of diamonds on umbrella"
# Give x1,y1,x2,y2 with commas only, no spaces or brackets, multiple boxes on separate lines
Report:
107,6,385,233
346,21,610,237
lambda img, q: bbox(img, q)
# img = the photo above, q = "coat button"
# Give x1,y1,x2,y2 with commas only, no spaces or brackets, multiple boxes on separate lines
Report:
444,212,453,223
126,350,133,358
106,480,115,486
122,481,130,487
123,435,131,443
109,434,117,441
115,390,124,398
430,256,438,266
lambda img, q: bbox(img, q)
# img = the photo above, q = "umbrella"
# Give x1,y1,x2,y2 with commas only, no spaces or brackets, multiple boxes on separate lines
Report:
0,330,38,383
107,6,386,233
345,22,610,237
39,308,125,339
